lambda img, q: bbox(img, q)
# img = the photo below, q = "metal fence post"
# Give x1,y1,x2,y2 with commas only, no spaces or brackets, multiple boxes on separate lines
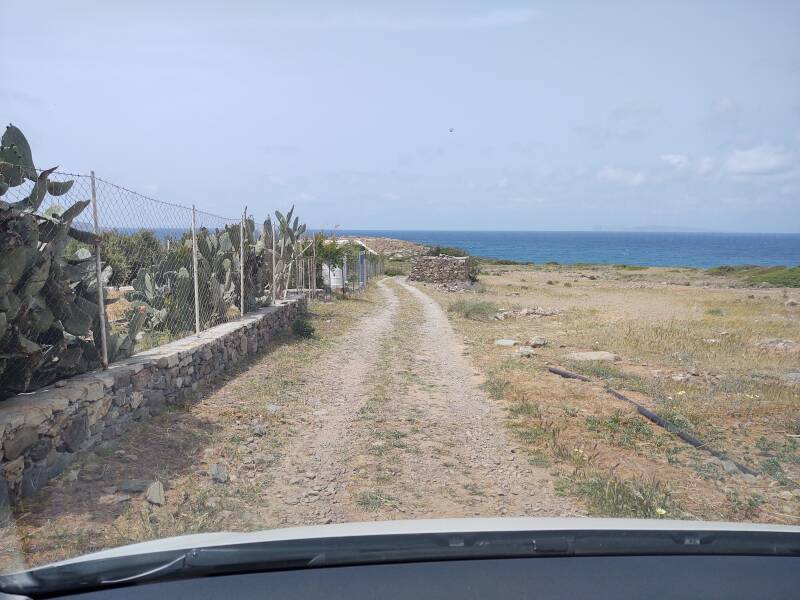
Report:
90,171,108,368
191,205,201,335
271,220,277,303
312,241,316,298
342,255,347,297
240,212,245,316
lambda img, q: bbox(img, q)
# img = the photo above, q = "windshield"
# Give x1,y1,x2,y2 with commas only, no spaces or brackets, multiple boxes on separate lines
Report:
1,1,798,580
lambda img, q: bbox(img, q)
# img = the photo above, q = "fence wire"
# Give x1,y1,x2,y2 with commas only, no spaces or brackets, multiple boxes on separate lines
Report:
1,166,387,399
1,170,259,398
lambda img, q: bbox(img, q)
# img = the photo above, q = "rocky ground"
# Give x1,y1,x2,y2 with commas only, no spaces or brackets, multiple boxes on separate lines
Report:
422,262,800,524
2,276,578,571
338,236,429,259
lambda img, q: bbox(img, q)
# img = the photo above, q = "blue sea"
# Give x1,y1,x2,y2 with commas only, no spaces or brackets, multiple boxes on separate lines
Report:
331,230,800,269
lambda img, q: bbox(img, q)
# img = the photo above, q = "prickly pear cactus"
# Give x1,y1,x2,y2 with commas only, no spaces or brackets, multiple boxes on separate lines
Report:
0,124,135,399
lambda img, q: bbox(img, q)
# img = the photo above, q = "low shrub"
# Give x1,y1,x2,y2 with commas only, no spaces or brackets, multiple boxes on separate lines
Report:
384,266,407,276
570,473,676,518
706,265,800,288
448,299,497,320
427,245,468,257
291,317,315,338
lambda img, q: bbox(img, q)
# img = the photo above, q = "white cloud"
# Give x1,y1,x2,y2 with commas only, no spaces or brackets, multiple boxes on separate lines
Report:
724,145,794,175
696,156,715,175
710,97,737,115
597,167,646,186
660,154,689,169
258,9,540,31
780,183,798,195
497,177,509,188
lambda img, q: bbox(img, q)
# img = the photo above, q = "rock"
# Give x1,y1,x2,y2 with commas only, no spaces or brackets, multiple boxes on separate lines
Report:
118,479,151,494
28,437,53,462
519,306,560,318
3,427,40,461
756,339,800,353
251,423,267,437
528,336,547,348
266,404,281,414
99,493,132,505
409,255,472,285
671,374,691,383
782,373,800,385
785,299,798,307
61,413,88,452
721,460,739,475
145,481,165,505
517,347,535,357
210,463,229,483
494,339,520,347
565,351,618,362
254,453,276,465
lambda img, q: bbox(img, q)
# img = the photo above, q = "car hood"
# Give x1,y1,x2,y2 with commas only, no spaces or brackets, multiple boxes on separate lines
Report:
41,517,800,569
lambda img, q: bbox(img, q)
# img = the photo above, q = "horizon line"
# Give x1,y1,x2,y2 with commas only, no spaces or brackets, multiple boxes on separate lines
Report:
308,227,800,235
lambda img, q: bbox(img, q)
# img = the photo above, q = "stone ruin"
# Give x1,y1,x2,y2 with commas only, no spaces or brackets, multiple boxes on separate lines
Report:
409,255,476,284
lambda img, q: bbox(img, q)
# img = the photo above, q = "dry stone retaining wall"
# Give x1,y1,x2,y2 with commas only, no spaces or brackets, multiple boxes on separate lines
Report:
409,255,473,284
0,298,305,504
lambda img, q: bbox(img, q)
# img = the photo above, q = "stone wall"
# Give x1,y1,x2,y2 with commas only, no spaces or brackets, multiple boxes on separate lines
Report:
409,255,474,284
0,298,305,504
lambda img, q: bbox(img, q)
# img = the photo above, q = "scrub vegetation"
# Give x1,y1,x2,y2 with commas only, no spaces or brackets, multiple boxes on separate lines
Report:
424,260,799,523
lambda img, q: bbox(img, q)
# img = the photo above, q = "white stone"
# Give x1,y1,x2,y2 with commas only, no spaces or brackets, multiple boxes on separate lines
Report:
145,481,166,505
494,339,520,347
528,336,547,348
565,351,618,362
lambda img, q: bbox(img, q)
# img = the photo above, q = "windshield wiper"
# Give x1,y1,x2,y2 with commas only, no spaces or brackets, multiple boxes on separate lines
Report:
2,529,798,597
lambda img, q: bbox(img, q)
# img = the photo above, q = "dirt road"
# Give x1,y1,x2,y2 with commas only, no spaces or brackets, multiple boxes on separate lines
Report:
259,277,580,525
8,276,580,569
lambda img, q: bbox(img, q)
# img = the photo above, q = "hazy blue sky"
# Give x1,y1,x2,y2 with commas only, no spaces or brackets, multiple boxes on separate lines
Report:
2,1,799,231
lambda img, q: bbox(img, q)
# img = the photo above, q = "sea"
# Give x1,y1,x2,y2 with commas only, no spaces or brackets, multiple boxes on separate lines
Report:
111,226,799,269
331,230,800,269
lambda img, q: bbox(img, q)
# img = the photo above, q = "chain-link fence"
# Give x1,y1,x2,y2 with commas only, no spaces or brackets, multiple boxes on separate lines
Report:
320,248,384,297
0,167,329,399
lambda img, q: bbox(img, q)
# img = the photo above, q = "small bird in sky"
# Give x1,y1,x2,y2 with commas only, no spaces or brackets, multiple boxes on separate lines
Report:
449,127,455,133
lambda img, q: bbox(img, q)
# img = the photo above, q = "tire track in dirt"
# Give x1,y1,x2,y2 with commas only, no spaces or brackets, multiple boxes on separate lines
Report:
258,279,400,526
354,277,581,518
265,276,580,525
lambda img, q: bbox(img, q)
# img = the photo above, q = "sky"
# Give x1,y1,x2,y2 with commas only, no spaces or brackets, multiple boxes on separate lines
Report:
2,1,799,232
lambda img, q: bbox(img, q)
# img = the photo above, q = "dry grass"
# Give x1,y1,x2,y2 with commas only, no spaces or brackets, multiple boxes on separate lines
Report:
418,263,800,523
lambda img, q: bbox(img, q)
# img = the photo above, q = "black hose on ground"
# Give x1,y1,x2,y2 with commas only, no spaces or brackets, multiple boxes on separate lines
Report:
547,366,759,476
547,366,590,382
